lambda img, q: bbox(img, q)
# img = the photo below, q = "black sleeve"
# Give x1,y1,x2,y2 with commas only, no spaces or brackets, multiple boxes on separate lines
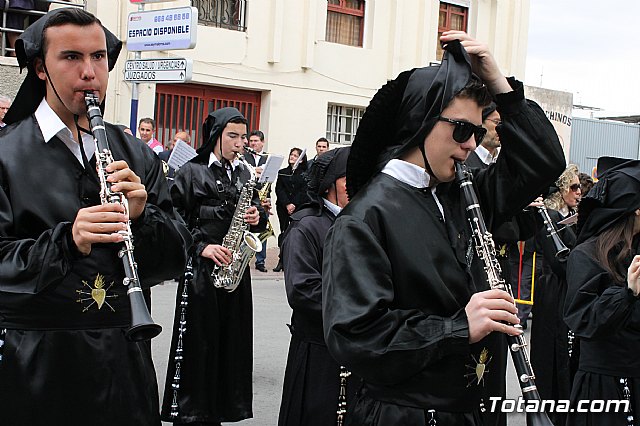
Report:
564,246,638,340
472,78,566,230
282,222,322,315
322,215,469,385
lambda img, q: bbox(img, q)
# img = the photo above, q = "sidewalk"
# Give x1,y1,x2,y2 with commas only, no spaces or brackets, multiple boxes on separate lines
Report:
250,246,284,280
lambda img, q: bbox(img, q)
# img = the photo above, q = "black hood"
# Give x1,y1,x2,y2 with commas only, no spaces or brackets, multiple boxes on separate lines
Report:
194,107,245,163
4,8,122,125
347,39,474,198
577,157,640,244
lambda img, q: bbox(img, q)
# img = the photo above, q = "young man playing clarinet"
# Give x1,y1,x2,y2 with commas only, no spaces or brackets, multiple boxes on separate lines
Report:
322,31,565,425
0,8,190,425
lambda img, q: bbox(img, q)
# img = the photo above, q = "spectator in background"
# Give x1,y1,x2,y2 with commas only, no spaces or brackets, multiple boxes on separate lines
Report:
158,130,190,180
0,94,11,127
579,172,594,197
138,117,163,154
306,137,329,171
273,147,308,272
245,130,270,272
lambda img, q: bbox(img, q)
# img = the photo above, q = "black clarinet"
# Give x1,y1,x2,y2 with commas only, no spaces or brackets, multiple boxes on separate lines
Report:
84,91,162,342
537,205,570,258
455,162,553,426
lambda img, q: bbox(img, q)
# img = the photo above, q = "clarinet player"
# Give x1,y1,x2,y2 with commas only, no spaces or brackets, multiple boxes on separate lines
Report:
322,31,565,425
162,107,267,425
0,8,191,425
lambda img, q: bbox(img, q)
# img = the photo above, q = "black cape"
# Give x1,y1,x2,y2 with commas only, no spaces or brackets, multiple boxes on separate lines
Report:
564,238,640,426
0,115,190,425
323,82,565,425
278,204,359,426
161,157,266,423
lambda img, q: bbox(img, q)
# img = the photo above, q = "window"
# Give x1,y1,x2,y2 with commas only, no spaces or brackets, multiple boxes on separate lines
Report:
326,103,365,144
436,2,468,60
326,0,365,47
192,0,247,31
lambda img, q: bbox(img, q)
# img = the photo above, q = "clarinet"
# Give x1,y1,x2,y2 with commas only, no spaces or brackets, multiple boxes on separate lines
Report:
455,162,553,426
537,204,570,258
84,91,162,342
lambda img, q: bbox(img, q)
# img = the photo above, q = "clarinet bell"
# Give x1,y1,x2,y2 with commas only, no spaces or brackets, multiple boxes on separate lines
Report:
125,289,162,341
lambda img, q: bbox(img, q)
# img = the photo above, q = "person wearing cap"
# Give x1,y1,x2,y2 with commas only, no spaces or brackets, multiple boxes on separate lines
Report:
162,107,267,425
564,157,640,426
0,8,191,425
530,164,580,426
277,147,359,426
322,31,565,425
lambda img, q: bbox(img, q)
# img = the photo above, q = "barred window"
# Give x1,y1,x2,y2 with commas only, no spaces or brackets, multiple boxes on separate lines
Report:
437,2,468,60
326,103,365,145
326,0,365,47
192,0,247,31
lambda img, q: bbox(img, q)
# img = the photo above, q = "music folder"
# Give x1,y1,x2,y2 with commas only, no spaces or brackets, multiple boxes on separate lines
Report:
167,140,197,171
259,154,285,184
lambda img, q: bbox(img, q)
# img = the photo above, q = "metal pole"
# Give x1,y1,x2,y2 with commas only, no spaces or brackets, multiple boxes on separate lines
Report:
129,3,144,133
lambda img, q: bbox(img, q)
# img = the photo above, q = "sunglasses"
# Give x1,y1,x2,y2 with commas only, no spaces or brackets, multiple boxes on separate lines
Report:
569,183,581,192
438,116,487,145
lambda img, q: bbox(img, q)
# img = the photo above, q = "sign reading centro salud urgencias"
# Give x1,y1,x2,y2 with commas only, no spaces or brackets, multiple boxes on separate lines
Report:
127,6,197,51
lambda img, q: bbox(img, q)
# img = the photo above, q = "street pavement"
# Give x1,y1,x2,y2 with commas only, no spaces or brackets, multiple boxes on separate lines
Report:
151,263,529,425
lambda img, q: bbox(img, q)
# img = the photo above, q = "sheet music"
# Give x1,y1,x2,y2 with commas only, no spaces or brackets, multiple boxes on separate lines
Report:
557,213,578,226
167,140,197,171
259,154,285,184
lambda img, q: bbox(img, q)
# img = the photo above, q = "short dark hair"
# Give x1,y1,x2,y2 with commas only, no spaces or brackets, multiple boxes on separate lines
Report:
228,116,248,126
455,75,492,109
316,138,329,147
250,130,264,141
42,8,101,57
139,117,155,129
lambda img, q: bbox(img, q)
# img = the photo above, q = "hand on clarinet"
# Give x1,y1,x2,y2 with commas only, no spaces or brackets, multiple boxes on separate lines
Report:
104,160,147,220
72,203,128,255
627,255,640,297
202,244,233,266
465,289,523,343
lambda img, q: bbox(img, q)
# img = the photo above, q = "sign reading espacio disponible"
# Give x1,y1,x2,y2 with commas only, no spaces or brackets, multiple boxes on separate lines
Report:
127,6,197,52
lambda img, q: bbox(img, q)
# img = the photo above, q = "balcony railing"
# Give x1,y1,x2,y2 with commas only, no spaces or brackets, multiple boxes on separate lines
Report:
1,0,85,57
192,0,246,31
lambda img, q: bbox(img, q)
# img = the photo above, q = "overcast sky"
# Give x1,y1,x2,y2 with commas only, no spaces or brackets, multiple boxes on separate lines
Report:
525,0,640,116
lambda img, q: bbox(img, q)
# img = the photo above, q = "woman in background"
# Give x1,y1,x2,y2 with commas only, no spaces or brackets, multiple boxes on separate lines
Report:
273,147,308,272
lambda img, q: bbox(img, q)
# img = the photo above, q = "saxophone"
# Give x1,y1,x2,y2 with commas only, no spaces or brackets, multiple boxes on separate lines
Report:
210,153,263,292
257,182,275,243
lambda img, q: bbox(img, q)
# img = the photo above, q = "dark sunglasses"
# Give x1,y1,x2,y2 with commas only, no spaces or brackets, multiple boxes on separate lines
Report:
569,183,581,192
438,116,487,145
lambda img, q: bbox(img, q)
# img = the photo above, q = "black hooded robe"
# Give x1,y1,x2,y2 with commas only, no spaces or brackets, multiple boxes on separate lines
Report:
161,110,266,424
277,204,359,426
322,84,565,425
0,117,190,426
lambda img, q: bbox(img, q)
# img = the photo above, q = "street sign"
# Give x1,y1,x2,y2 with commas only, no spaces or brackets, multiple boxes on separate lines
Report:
124,58,193,83
127,6,197,51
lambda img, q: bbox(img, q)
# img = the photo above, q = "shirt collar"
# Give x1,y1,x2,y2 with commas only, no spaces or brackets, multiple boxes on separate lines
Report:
323,198,342,216
381,158,432,188
35,98,70,143
474,144,498,165
208,152,240,169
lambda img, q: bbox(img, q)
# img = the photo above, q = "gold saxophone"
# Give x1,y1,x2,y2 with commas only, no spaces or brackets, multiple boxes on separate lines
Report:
245,146,275,244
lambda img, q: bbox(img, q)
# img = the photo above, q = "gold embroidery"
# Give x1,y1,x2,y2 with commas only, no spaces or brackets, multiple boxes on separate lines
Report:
465,347,492,387
76,274,117,312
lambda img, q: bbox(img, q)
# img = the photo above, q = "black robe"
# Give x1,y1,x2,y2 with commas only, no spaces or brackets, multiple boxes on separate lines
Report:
322,95,565,425
564,238,640,426
0,115,190,426
275,165,309,246
278,204,359,426
530,208,577,426
161,158,266,423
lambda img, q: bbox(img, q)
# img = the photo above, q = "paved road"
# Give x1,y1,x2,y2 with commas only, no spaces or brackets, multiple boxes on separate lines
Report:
151,275,529,426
